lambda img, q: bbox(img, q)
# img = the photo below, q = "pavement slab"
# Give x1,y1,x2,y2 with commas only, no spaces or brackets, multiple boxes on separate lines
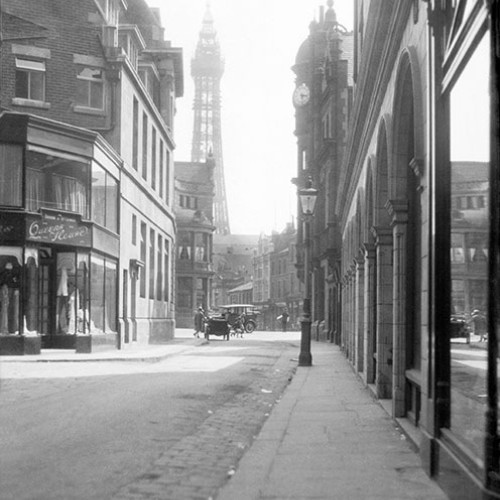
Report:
216,342,448,500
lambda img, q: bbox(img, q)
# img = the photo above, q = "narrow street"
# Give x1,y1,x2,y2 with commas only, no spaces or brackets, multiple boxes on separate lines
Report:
0,331,300,500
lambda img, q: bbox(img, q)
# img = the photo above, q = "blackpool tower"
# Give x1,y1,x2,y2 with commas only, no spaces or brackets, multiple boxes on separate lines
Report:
190,3,230,235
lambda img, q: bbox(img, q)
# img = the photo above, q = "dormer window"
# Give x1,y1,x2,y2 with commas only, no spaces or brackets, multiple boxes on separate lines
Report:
118,26,146,71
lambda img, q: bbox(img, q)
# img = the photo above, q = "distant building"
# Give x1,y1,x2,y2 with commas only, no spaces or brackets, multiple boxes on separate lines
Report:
292,2,353,341
0,0,182,354
212,234,258,306
253,224,302,330
253,233,272,305
270,224,302,331
174,156,215,327
227,281,253,305
450,161,489,313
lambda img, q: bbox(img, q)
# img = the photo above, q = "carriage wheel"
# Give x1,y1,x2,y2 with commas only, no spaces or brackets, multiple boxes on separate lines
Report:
245,322,256,333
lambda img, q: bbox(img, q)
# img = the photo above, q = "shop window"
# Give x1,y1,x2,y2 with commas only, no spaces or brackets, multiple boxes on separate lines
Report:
0,144,22,207
15,59,45,102
104,259,117,332
447,33,489,459
26,150,89,216
55,252,90,335
90,254,117,333
91,163,118,232
76,67,104,110
76,255,90,334
0,249,22,334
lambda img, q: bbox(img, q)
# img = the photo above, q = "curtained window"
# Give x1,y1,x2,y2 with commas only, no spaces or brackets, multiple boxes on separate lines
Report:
0,145,22,207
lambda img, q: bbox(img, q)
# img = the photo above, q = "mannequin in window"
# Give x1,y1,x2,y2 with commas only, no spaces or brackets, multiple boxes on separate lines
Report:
0,260,20,334
57,267,69,333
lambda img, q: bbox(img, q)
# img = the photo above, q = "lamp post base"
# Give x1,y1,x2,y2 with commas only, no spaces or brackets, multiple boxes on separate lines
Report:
298,317,312,366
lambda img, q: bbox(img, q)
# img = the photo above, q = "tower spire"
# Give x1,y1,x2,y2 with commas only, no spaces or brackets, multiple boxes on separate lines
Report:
190,7,230,235
202,1,213,28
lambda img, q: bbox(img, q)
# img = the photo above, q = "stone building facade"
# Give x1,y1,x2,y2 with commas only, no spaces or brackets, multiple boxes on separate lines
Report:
295,1,500,497
174,156,215,327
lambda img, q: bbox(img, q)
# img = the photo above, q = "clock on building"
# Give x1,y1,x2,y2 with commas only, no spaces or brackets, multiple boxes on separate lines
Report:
292,83,310,107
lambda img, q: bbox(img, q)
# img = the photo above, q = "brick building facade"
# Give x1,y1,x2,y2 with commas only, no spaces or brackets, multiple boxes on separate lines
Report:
0,0,182,353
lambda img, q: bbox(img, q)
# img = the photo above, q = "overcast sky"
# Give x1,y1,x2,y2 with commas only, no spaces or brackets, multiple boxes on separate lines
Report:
147,0,354,235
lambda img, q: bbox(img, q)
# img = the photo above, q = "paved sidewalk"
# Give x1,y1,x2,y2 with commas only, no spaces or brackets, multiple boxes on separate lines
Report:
0,329,203,363
216,342,448,500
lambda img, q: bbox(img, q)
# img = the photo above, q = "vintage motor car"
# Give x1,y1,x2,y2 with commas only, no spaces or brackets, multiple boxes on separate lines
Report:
219,304,260,333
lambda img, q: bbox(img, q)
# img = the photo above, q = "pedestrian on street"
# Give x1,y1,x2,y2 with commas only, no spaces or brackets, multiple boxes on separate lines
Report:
279,309,289,332
194,307,205,338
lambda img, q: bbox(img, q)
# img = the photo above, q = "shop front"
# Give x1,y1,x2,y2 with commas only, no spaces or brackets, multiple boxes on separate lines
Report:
0,112,120,355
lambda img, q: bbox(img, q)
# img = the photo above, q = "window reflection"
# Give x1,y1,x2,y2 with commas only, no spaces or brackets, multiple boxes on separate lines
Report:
448,34,489,459
26,151,89,217
91,163,118,232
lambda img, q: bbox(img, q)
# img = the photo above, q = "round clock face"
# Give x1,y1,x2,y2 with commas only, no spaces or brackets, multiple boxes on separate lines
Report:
293,83,310,107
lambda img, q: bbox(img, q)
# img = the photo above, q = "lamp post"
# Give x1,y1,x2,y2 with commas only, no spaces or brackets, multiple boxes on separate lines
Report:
298,177,318,367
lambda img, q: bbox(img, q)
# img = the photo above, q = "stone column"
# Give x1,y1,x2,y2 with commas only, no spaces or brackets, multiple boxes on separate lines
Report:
354,255,365,373
363,243,376,384
349,265,357,364
372,226,393,399
387,200,409,417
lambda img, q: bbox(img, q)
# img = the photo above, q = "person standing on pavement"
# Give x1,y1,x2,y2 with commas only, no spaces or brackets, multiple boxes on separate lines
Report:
280,309,289,332
194,307,205,338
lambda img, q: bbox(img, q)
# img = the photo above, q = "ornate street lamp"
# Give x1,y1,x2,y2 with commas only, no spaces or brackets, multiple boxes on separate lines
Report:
298,176,318,366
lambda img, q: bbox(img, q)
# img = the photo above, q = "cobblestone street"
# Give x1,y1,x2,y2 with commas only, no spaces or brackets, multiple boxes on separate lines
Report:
1,334,300,500
113,348,297,500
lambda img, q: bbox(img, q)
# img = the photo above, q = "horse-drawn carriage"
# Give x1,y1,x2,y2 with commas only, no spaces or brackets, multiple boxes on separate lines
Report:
204,316,230,341
203,304,259,340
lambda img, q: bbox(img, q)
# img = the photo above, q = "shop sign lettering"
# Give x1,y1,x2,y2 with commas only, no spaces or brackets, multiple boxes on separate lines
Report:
0,216,24,241
27,218,90,246
0,224,14,236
